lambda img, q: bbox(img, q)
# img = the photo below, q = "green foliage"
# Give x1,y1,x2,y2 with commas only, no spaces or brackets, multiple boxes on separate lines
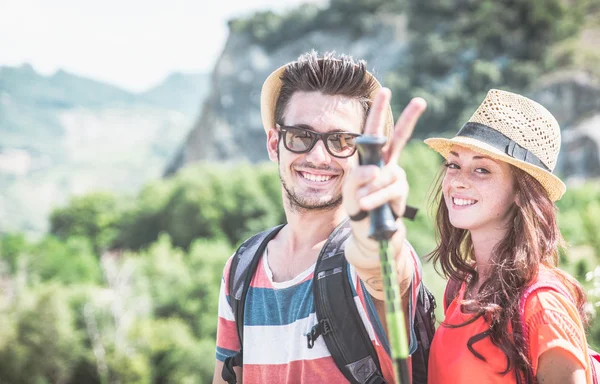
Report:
557,181,600,260
1,233,101,285
186,238,233,338
28,236,101,284
545,0,600,77
401,141,442,256
127,234,231,340
0,235,230,383
134,318,214,383
111,179,177,250
0,284,83,384
0,233,29,274
2,141,600,382
115,162,284,251
47,162,283,253
387,0,586,138
587,267,600,350
133,235,199,333
228,0,403,50
50,192,124,255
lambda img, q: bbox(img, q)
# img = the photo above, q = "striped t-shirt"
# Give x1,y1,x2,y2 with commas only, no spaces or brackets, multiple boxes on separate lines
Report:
215,240,422,384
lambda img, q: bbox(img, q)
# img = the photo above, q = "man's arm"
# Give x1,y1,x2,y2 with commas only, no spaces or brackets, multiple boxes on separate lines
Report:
213,258,242,384
212,361,227,384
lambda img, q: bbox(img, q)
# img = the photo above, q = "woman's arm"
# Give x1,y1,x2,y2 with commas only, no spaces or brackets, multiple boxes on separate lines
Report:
536,348,587,383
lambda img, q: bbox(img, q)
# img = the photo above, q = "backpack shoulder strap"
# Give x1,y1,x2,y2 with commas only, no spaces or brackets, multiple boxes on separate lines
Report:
221,224,285,384
411,282,437,384
519,275,600,384
310,219,387,384
519,272,575,343
519,272,569,345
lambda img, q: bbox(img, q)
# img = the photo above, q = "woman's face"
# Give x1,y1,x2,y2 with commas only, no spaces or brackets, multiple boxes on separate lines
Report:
442,145,517,235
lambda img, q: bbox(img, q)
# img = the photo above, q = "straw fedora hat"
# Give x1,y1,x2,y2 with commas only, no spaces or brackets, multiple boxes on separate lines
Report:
260,59,394,140
424,89,566,201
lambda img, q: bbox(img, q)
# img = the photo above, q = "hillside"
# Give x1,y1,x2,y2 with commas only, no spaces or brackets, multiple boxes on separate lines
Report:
169,0,600,177
0,65,209,235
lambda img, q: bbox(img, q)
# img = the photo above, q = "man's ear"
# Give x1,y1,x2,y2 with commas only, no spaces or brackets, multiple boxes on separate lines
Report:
266,128,279,162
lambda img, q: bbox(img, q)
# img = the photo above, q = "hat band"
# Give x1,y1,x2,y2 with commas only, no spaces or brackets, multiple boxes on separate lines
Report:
456,122,551,172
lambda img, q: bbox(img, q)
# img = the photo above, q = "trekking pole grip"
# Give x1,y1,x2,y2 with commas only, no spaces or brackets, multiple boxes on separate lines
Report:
356,135,398,241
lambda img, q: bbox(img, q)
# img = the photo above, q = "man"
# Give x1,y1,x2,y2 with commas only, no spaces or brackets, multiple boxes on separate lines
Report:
213,51,427,384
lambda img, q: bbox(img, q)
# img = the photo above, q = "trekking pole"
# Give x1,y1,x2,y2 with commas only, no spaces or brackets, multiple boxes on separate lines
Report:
356,135,413,384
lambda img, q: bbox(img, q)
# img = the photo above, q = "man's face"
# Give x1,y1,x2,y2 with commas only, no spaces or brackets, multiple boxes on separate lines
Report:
266,91,364,212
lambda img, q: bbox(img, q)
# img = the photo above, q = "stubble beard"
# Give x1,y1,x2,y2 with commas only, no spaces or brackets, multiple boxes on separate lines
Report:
279,166,342,214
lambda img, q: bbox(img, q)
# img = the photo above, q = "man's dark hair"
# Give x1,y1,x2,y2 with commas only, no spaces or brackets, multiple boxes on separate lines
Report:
274,51,378,127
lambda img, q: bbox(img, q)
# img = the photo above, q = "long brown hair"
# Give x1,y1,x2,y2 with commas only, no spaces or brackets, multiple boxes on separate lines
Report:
428,165,589,382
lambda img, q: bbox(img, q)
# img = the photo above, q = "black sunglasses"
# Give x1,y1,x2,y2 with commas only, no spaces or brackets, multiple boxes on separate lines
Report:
277,125,362,159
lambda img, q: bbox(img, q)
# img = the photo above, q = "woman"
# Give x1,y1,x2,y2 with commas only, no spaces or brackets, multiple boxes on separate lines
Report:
424,89,594,383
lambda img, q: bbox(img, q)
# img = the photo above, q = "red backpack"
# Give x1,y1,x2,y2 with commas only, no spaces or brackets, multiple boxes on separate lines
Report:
519,280,600,383
444,277,600,382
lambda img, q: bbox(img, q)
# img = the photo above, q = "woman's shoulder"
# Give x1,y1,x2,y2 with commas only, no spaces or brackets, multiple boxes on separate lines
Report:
521,269,591,380
521,268,583,329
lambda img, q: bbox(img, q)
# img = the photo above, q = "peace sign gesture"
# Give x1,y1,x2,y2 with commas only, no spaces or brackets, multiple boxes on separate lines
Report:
343,88,427,223
343,88,426,291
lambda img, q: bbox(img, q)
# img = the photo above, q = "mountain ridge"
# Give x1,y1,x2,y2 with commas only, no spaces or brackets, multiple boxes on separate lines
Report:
0,64,210,236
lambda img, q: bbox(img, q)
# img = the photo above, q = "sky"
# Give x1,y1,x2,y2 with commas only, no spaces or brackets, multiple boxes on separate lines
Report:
0,0,326,92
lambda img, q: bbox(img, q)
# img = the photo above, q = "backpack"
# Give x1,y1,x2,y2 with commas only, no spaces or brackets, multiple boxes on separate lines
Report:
221,219,436,384
444,276,600,383
519,280,600,383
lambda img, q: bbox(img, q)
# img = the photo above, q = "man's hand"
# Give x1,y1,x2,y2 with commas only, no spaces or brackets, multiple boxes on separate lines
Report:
343,88,427,298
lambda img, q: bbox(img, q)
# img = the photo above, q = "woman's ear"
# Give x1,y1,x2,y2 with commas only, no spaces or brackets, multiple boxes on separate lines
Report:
266,128,279,162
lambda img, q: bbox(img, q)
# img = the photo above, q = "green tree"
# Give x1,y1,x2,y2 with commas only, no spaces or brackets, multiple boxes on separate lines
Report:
116,162,284,251
557,181,600,261
50,192,123,255
113,179,177,250
387,0,584,138
0,233,29,274
0,284,84,384
28,235,101,285
133,318,214,384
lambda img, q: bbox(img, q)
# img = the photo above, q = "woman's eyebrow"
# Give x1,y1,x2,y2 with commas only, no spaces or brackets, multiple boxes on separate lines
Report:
449,151,496,162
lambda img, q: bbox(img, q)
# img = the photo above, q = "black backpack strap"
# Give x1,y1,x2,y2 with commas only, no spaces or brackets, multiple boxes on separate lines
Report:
221,353,242,384
221,224,285,384
310,219,387,384
411,282,437,384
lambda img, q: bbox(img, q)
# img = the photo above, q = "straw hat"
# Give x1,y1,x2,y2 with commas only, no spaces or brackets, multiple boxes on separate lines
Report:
424,89,566,201
260,60,394,140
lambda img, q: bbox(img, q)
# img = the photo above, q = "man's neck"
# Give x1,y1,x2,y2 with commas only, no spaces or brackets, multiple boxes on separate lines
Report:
283,206,346,250
265,205,346,283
